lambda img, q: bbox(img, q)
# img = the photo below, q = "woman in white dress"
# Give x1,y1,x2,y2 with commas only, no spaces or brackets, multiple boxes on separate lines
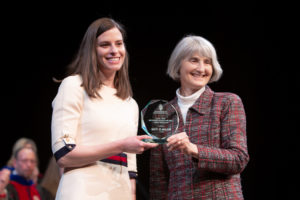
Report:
51,17,157,200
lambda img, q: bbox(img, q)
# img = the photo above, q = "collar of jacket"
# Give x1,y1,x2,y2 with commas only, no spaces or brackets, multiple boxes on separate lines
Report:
170,85,214,115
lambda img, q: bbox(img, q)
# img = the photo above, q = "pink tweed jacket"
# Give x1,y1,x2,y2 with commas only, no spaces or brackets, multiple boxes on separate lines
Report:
150,86,249,200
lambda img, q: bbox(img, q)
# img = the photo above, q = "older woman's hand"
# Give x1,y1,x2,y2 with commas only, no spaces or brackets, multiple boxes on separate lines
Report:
166,132,198,158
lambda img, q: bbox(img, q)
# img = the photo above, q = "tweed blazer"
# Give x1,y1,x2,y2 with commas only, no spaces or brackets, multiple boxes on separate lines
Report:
149,86,249,200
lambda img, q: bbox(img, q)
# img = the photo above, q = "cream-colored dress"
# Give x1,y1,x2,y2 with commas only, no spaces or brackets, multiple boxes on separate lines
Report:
51,75,138,200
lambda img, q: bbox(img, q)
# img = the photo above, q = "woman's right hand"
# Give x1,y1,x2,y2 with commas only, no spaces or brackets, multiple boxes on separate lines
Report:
122,135,158,154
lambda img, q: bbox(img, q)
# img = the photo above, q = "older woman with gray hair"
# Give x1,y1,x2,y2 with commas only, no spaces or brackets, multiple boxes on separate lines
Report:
149,35,249,199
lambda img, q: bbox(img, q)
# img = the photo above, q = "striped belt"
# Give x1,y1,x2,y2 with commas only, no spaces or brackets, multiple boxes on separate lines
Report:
100,153,127,167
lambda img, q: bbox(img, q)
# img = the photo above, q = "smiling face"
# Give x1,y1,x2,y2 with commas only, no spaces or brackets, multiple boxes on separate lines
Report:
179,52,213,96
96,27,126,78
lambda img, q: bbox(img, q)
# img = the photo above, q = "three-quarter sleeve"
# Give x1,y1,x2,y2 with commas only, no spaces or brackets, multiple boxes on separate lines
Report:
196,94,249,175
51,75,83,161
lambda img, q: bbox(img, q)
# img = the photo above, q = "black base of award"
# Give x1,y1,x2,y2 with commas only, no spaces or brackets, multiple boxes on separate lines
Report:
142,138,167,144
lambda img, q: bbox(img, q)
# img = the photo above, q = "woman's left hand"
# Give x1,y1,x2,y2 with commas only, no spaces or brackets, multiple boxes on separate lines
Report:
166,132,198,158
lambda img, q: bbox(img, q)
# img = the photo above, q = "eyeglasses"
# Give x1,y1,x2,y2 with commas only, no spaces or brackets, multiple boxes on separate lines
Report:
17,159,37,164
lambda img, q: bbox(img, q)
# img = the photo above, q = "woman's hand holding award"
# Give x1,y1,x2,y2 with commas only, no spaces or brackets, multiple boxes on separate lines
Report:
141,100,179,144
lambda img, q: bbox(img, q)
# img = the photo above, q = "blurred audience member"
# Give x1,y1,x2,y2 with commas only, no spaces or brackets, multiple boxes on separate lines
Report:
6,138,38,167
5,137,41,184
0,147,53,200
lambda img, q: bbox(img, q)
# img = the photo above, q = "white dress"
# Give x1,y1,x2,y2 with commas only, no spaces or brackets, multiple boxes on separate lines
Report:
51,75,138,200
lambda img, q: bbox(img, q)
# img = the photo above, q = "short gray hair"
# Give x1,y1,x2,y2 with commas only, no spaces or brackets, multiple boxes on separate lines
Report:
167,35,223,83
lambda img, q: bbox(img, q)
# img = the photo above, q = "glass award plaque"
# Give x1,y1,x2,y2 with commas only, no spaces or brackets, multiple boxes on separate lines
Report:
141,99,179,144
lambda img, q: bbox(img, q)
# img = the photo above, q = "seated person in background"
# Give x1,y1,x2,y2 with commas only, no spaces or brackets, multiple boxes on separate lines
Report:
5,137,41,184
6,138,38,167
0,147,53,200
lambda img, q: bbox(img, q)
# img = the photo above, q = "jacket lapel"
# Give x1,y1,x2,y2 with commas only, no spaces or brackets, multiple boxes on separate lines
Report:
190,86,214,115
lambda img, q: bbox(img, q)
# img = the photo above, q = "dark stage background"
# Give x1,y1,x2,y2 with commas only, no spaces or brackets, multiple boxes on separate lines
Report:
1,2,290,200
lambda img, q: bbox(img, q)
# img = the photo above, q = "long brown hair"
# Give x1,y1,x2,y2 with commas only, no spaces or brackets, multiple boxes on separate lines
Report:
66,17,132,99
